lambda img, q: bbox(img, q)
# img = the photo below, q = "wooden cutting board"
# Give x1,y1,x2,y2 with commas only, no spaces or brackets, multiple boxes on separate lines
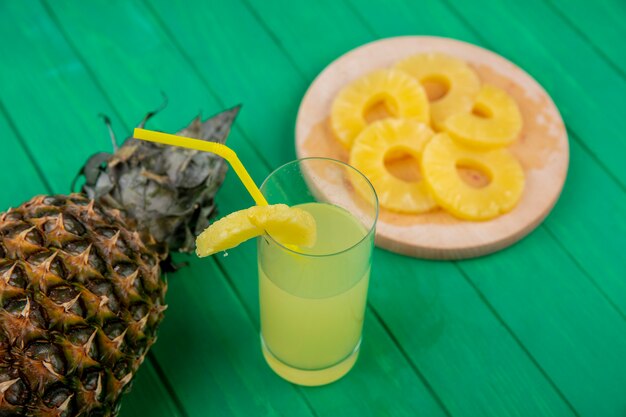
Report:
295,36,568,259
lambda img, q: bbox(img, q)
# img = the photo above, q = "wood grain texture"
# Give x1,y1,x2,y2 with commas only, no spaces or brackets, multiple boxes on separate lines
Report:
546,138,626,316
0,112,49,208
0,2,127,193
370,249,578,417
548,0,626,75
141,0,305,168
295,36,568,259
459,226,626,417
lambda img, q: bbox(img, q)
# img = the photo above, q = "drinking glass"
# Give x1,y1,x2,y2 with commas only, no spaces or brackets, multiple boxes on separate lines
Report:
258,157,378,386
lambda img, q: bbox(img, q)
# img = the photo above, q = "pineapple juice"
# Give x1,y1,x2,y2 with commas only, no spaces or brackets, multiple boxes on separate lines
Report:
258,202,373,385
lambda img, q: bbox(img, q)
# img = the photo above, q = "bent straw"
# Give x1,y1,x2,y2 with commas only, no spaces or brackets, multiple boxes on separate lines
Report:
133,128,268,206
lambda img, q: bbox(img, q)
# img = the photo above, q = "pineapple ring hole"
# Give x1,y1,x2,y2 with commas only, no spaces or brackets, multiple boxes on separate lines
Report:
384,147,422,182
363,94,398,124
421,75,450,101
456,160,492,188
471,102,493,118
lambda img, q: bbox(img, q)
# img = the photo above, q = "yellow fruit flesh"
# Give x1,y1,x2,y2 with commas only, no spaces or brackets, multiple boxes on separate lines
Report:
445,84,522,148
350,119,437,214
395,53,480,131
195,204,316,257
422,134,525,220
331,69,430,149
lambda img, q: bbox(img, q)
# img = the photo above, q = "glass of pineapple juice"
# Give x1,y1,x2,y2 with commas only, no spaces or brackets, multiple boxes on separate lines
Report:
258,157,378,386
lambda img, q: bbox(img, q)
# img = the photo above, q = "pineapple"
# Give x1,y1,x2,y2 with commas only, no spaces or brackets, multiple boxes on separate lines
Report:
195,204,316,257
422,133,525,220
0,195,165,416
349,119,437,214
0,107,238,416
445,84,522,148
395,53,480,131
331,69,429,149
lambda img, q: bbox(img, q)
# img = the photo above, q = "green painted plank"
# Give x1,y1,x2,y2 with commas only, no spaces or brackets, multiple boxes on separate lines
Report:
42,1,448,415
444,0,626,186
545,136,626,314
0,110,49,209
145,0,303,166
0,5,128,193
242,0,372,79
548,0,626,76
41,0,226,142
370,250,580,417
459,226,626,417
140,0,305,167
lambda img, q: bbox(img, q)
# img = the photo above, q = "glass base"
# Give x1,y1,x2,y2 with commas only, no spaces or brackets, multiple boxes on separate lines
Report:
261,337,360,386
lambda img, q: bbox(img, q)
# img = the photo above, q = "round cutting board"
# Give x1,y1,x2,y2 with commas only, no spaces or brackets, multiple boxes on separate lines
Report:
295,36,568,259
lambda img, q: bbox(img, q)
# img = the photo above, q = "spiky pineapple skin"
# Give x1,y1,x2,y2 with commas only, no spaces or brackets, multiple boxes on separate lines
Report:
0,194,167,417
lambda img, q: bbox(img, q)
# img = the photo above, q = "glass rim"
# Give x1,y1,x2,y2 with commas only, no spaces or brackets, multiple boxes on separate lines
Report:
259,157,379,258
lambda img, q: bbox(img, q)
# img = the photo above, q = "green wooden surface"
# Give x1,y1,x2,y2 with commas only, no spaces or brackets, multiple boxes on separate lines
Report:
1,1,625,416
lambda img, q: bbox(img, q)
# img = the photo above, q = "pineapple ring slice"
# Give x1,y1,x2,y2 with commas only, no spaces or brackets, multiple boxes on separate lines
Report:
195,204,316,257
445,84,523,149
349,119,437,214
331,69,429,149
395,53,480,131
422,133,525,221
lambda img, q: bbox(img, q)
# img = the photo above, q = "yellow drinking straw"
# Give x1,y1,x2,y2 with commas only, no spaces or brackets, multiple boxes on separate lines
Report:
133,128,268,206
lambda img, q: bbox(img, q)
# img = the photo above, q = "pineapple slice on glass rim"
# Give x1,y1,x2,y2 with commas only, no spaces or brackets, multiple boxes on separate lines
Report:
395,52,481,131
422,133,525,221
349,119,437,214
331,69,430,150
445,84,522,149
195,204,317,257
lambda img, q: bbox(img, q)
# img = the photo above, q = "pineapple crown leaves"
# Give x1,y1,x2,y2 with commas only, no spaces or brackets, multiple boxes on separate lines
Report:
74,105,241,256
